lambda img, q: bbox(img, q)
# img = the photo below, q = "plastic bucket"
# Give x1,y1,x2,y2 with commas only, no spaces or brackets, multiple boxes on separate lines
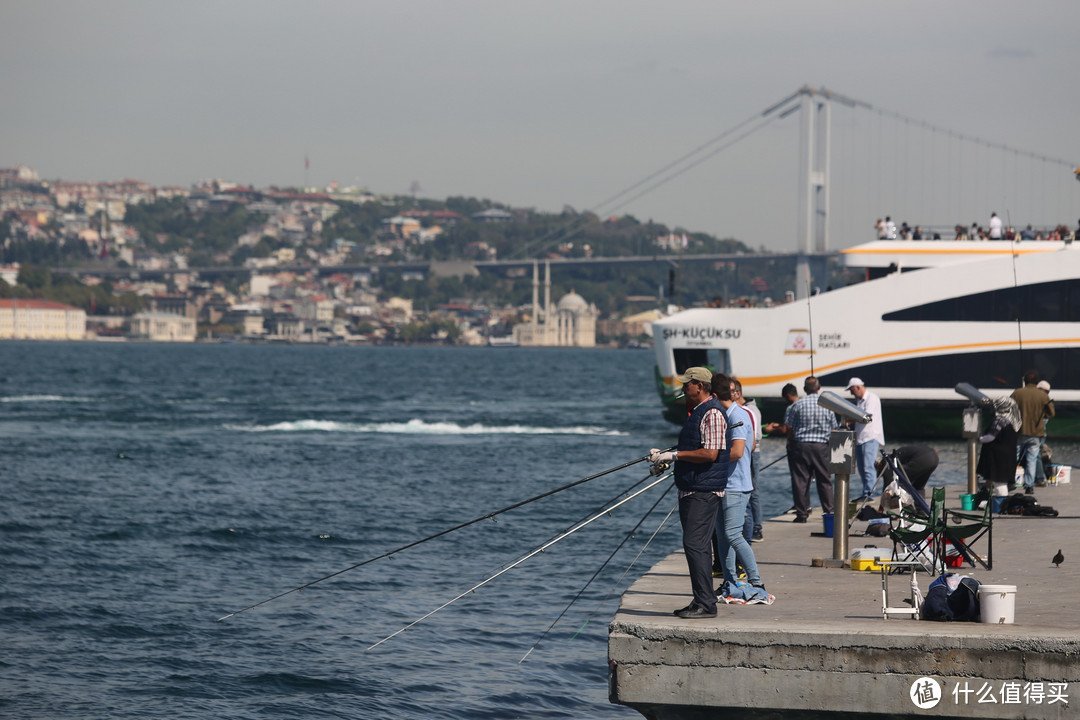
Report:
979,584,1016,624
992,482,1010,497
991,496,1006,513
822,513,834,538
960,494,974,511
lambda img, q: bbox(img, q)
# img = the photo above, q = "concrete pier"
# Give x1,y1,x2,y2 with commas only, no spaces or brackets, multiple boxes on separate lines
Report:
608,482,1079,719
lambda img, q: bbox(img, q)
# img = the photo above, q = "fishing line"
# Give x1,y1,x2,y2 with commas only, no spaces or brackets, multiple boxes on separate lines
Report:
364,471,673,651
805,277,816,376
519,480,676,663
1007,209,1024,378
217,451,667,622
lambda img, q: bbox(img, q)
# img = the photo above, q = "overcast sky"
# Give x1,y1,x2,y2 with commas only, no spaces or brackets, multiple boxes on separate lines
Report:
3,1,1079,251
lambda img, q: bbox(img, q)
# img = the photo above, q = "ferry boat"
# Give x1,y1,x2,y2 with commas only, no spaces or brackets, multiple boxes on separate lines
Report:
652,239,1080,438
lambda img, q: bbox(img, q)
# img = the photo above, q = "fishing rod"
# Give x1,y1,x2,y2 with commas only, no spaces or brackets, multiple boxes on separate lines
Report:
758,453,788,472
520,486,678,663
217,451,668,622
365,470,673,651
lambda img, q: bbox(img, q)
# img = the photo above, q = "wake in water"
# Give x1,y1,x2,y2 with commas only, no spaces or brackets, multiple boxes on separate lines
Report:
0,394,95,403
225,418,628,436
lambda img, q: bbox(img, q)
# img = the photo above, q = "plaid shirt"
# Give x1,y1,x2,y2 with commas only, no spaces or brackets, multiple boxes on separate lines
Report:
784,392,838,443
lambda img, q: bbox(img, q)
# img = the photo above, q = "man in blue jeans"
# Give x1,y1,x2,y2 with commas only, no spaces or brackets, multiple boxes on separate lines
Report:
712,372,765,594
847,377,884,502
1011,370,1055,494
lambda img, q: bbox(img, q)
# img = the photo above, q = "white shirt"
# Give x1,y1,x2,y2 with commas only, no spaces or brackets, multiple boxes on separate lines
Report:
854,390,885,445
989,215,1003,239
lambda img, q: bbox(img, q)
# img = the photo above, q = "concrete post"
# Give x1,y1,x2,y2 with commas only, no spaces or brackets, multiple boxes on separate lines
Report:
962,406,982,495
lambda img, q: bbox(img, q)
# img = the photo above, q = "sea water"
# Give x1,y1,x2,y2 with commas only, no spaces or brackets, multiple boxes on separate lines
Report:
0,342,1046,719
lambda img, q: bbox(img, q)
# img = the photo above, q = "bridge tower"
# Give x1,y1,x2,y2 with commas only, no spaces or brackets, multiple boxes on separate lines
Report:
795,86,830,300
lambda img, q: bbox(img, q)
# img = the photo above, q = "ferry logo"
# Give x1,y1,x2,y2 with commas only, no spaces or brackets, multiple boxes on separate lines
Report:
910,677,942,709
783,329,813,355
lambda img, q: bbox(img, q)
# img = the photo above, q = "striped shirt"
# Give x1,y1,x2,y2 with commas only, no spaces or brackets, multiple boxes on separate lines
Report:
784,392,838,443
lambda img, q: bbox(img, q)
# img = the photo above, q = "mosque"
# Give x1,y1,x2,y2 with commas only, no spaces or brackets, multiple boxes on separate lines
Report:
512,261,597,347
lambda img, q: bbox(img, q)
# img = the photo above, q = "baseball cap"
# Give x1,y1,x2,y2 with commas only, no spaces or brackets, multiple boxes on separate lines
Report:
845,377,864,390
677,367,713,384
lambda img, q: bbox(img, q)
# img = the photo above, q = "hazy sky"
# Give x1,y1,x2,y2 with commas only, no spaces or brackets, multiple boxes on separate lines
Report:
4,1,1079,251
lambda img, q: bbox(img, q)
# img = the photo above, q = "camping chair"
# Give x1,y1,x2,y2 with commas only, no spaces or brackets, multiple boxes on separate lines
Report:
888,486,945,574
940,496,993,571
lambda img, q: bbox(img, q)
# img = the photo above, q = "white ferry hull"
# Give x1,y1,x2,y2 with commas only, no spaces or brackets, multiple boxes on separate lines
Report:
653,241,1080,438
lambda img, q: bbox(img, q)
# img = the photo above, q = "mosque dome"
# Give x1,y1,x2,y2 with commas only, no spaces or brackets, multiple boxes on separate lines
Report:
557,290,588,311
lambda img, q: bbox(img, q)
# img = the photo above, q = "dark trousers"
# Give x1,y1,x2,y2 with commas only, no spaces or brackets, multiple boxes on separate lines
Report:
678,491,721,612
789,441,834,519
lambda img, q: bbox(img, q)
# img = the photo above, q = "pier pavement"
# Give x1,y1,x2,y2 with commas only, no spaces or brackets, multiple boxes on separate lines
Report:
608,481,1079,719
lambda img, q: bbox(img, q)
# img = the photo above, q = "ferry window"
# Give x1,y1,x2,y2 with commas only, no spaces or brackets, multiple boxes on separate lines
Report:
818,347,1080,393
883,279,1080,323
673,348,731,376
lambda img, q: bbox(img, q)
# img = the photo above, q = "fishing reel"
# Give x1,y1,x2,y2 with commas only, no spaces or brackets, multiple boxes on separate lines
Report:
650,459,672,476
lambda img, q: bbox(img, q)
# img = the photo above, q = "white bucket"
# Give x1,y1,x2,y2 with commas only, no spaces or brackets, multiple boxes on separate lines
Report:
992,482,1010,497
979,584,1017,624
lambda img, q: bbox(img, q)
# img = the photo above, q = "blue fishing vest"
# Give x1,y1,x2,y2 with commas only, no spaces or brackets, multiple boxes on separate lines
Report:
674,396,728,492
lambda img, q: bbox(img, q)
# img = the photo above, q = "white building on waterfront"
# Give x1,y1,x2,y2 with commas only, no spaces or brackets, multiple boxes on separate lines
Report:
0,299,86,340
513,261,597,347
130,312,197,342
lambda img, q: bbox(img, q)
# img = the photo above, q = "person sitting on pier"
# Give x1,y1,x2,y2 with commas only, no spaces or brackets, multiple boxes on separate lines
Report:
875,445,939,499
649,367,726,619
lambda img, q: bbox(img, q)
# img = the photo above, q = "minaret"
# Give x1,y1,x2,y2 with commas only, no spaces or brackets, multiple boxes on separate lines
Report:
543,261,551,342
531,261,539,333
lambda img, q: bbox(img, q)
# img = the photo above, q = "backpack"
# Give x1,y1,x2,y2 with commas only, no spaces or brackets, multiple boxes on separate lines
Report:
922,573,981,622
1003,492,1059,517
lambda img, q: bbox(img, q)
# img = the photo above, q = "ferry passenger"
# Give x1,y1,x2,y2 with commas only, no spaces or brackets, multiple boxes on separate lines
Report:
989,212,1003,239
1012,370,1055,495
711,373,765,594
1021,224,1036,241
846,378,884,502
649,367,725,619
780,377,837,524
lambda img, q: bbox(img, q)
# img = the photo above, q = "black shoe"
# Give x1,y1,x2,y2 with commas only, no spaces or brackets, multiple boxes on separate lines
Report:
750,580,767,592
676,604,717,619
672,603,695,616
793,516,808,523
1025,486,1035,495
751,530,764,542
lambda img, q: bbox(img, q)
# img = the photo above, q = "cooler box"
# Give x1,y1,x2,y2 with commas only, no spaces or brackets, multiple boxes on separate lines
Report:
850,547,890,571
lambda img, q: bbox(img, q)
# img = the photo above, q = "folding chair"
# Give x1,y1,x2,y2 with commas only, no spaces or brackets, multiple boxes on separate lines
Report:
941,496,993,571
888,486,944,574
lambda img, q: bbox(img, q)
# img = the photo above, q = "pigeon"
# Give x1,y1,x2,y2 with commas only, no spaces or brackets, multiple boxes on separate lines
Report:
1052,549,1064,568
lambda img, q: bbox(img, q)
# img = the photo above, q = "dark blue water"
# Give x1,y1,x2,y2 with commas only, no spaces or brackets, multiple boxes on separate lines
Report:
0,343,1011,718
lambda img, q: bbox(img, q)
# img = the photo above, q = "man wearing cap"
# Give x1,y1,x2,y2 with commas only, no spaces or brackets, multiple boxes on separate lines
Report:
1012,370,1055,494
781,376,837,523
846,378,885,501
649,367,727,619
